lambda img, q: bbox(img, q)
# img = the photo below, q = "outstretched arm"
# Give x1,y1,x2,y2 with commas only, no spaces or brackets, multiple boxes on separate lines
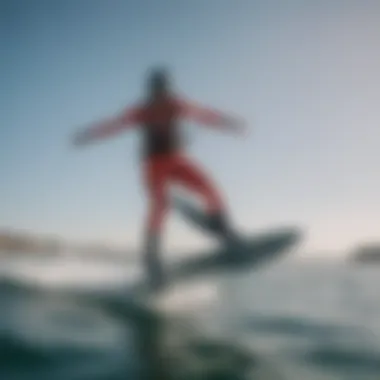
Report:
178,98,247,135
72,106,142,146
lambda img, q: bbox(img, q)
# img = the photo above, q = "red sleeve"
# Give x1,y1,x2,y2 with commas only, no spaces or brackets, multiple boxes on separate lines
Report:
177,98,230,127
81,105,143,142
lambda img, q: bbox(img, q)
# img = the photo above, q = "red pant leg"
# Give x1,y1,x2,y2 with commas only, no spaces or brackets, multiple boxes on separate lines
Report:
171,154,224,213
143,156,171,233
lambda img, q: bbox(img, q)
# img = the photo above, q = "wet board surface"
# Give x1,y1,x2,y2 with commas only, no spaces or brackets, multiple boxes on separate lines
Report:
158,196,303,281
72,197,303,324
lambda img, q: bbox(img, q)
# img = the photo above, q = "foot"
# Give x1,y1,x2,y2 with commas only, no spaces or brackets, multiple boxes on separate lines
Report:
207,211,238,242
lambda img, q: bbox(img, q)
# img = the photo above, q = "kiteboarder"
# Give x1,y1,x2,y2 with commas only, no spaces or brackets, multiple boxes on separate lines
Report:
72,67,247,290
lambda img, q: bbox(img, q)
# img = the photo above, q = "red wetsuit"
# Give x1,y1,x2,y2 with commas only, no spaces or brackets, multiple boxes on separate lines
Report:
80,95,237,233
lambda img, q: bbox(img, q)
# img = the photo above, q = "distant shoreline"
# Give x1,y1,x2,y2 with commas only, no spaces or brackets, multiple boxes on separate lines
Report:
349,244,380,264
0,229,134,260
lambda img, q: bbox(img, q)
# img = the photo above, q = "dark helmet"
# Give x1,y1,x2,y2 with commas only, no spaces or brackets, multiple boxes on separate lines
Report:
146,66,171,94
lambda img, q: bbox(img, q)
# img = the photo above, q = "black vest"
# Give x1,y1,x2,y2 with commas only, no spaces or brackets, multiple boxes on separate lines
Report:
140,97,183,159
141,122,182,158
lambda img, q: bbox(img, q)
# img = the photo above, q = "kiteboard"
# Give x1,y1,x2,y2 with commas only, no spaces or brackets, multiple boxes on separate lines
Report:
78,196,302,319
169,195,302,274
131,225,301,299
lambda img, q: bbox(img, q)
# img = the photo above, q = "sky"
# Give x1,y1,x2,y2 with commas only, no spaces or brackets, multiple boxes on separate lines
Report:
2,0,380,256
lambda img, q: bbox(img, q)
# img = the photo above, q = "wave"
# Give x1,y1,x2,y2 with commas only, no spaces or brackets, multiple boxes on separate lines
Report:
0,332,51,370
240,313,380,376
240,313,360,340
304,346,380,372
0,276,45,298
0,331,132,380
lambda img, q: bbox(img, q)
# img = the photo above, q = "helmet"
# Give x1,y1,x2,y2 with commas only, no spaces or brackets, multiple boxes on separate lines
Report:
147,66,171,94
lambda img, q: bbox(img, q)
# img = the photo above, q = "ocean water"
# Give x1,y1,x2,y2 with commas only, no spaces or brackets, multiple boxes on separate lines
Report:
1,253,379,380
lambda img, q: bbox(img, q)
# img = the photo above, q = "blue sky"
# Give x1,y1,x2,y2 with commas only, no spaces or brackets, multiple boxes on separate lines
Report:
2,0,379,255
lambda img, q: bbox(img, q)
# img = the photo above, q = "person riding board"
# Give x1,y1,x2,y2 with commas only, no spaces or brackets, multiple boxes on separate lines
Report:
72,67,247,291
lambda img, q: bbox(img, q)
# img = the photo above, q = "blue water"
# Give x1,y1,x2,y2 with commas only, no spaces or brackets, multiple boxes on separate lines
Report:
1,254,379,380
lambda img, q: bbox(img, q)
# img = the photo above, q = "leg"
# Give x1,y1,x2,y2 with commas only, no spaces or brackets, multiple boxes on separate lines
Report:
143,157,170,291
171,154,238,242
171,155,224,212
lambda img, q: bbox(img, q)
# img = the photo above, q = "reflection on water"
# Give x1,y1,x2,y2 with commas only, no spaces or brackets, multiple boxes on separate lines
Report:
1,256,379,380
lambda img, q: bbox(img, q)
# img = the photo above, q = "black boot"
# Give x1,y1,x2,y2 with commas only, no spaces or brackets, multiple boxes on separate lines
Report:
207,211,249,265
143,232,165,292
207,211,240,245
